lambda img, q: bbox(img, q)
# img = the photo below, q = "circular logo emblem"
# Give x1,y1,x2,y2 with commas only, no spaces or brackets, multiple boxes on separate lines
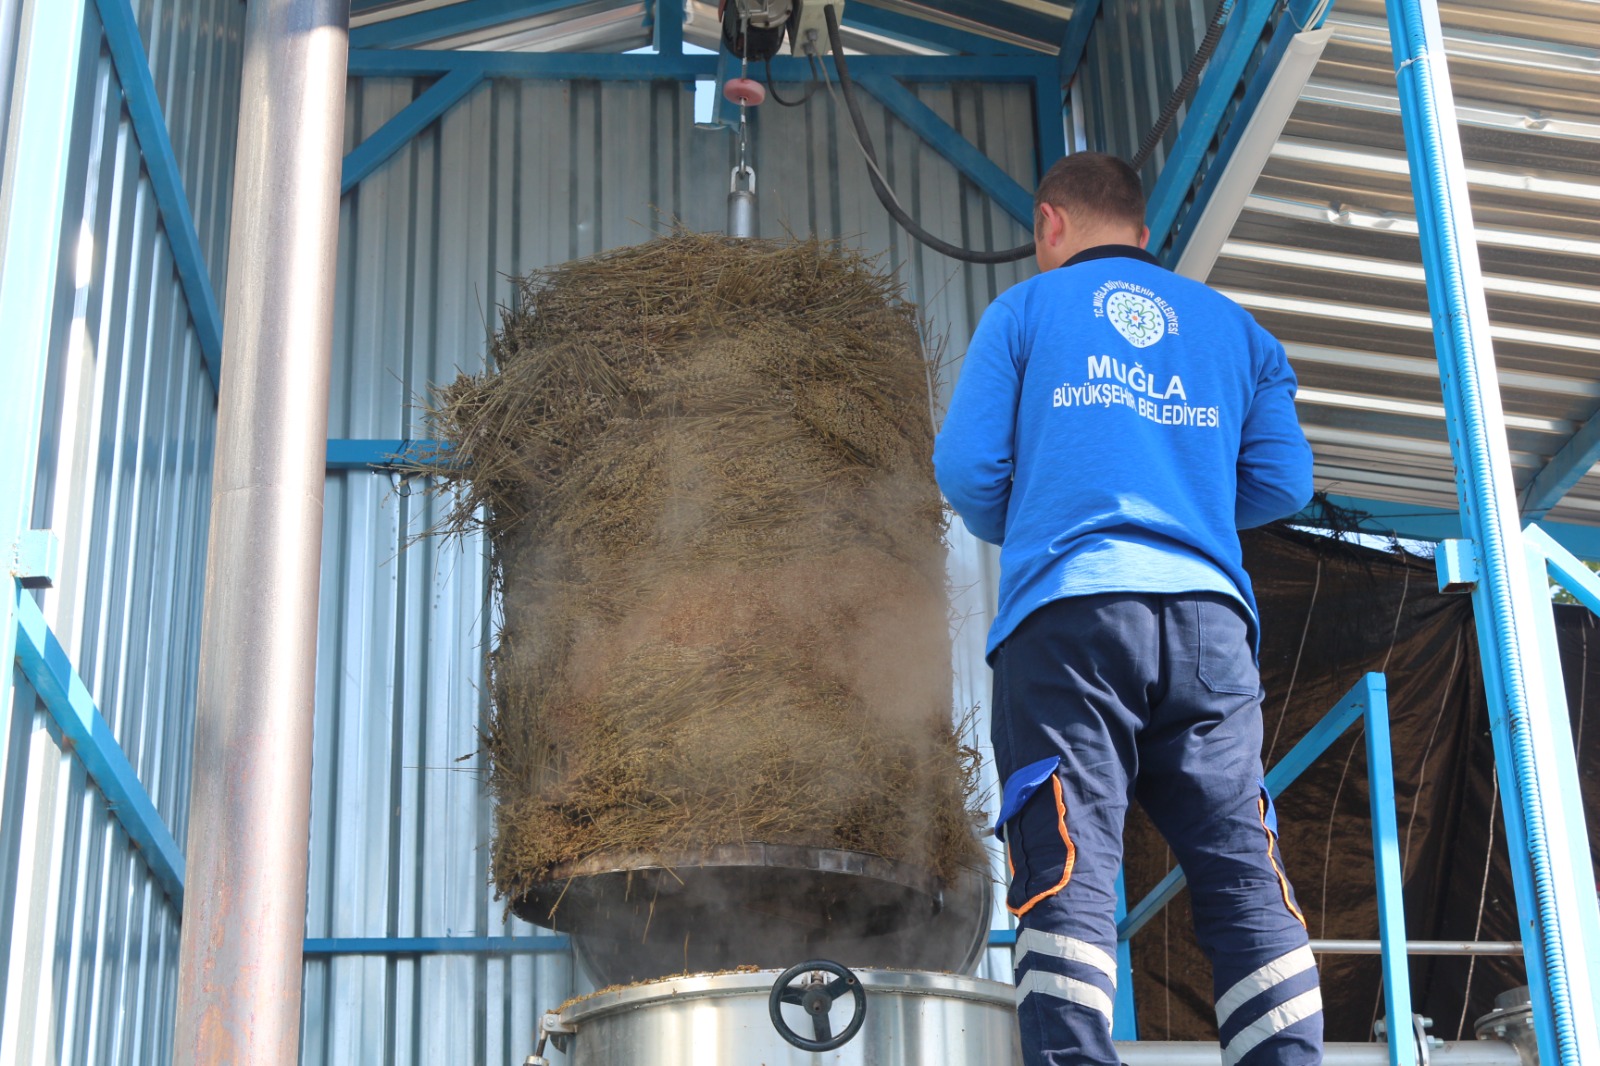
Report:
1107,291,1166,348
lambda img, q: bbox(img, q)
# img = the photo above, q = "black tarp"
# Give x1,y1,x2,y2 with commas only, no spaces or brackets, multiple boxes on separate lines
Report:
1122,526,1600,1042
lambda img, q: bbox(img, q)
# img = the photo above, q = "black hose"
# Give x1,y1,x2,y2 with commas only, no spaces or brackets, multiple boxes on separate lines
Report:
820,1,1237,263
1130,0,1233,169
823,6,1035,264
765,56,819,107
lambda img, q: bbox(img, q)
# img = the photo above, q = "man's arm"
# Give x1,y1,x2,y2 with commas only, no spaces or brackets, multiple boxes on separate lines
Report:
1236,332,1314,529
933,302,1024,545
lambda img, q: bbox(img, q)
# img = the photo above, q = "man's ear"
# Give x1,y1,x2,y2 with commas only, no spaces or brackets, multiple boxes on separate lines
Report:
1136,224,1151,249
1038,202,1065,245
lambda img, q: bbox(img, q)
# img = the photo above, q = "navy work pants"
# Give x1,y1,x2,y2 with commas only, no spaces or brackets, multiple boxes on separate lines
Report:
992,593,1322,1066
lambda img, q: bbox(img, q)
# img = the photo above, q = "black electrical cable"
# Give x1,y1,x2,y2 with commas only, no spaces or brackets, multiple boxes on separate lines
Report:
1129,0,1233,170
764,55,819,107
818,3,1239,264
823,6,1034,264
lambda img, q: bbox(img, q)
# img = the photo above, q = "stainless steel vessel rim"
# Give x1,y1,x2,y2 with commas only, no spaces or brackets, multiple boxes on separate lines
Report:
558,968,1015,1025
538,843,945,895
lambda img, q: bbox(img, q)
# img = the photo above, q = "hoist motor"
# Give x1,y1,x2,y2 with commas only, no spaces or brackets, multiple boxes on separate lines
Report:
719,0,843,61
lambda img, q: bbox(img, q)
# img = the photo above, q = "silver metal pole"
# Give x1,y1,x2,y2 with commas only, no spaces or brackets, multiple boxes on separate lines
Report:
1310,940,1525,957
172,2,348,1065
1114,1042,1521,1066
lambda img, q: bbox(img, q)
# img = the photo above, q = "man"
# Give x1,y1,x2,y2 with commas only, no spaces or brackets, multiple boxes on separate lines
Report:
933,153,1320,1066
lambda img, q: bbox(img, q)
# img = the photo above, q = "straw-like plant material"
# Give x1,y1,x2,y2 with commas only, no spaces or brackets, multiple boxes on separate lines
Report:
420,232,984,906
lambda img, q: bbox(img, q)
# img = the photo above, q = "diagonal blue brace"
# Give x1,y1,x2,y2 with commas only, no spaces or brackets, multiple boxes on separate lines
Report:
1521,404,1600,521
93,0,224,392
13,594,186,907
342,69,485,194
1057,0,1104,83
351,0,589,49
1527,524,1600,616
851,73,1034,227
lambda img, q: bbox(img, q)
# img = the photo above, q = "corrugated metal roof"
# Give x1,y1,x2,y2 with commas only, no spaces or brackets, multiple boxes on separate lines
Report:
312,72,1036,1061
1204,0,1600,524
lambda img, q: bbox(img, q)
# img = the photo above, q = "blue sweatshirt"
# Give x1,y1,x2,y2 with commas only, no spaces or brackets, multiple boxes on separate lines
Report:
933,246,1313,658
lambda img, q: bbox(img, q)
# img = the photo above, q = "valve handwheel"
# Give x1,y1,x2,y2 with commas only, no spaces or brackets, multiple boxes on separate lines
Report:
768,960,868,1052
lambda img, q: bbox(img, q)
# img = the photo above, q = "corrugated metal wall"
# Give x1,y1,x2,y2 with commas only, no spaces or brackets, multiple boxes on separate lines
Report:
309,73,1037,1064
1071,0,1207,175
0,1,242,1063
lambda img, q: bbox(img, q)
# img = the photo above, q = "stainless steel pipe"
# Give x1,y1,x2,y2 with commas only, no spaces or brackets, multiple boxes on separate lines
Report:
1115,1042,1521,1065
171,3,349,1065
1311,940,1525,956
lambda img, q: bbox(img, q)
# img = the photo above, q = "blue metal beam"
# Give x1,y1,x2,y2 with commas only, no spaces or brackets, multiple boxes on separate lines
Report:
342,69,485,195
1163,0,1337,266
350,0,588,49
13,594,186,906
652,0,682,55
1143,0,1279,253
1389,0,1600,1054
303,935,570,955
347,47,1056,83
1522,406,1600,521
1527,524,1600,617
1363,674,1418,1066
1292,492,1600,562
1163,11,1300,266
845,5,1023,55
94,0,223,391
852,73,1035,227
325,438,449,470
1057,0,1103,83
1112,868,1138,1039
1034,70,1067,180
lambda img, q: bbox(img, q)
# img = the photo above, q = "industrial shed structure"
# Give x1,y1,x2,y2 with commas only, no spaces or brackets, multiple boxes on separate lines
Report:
0,1,1596,1064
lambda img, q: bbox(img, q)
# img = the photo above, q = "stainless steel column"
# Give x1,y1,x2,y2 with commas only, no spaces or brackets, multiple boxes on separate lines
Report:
172,2,348,1064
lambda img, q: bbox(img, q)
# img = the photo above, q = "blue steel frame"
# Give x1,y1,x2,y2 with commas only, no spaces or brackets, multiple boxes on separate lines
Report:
8,0,1595,1056
339,0,1071,204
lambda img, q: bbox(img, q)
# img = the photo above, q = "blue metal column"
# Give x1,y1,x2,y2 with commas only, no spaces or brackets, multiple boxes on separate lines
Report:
1363,675,1417,1066
0,0,89,824
1111,868,1137,1039
1386,3,1600,1064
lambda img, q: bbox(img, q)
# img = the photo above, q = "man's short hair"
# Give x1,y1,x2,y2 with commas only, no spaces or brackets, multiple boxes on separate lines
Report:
1034,153,1146,233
